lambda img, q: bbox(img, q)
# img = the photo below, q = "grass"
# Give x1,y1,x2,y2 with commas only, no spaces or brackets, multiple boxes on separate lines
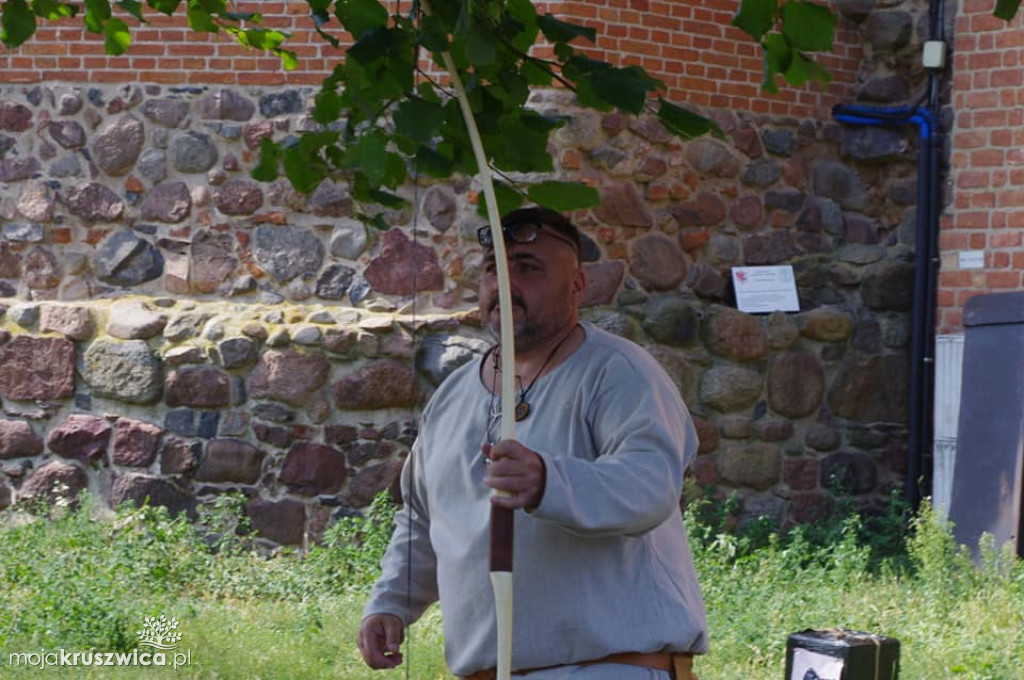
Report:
0,492,1021,679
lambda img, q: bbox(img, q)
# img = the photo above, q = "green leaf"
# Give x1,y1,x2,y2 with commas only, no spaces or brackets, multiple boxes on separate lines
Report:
761,66,780,94
275,48,298,70
783,50,832,87
762,32,791,72
283,150,326,194
527,181,599,212
353,131,388,186
282,134,334,194
780,1,835,52
417,13,448,53
335,0,387,40
477,182,525,218
116,0,145,21
566,56,660,114
731,0,777,40
146,0,181,14
367,186,406,208
506,0,538,52
493,69,530,106
1,0,37,48
186,4,217,32
382,150,407,188
103,16,131,53
347,26,392,63
394,98,445,145
537,13,595,44
522,61,553,86
223,11,259,22
84,0,112,33
415,145,455,178
553,40,573,61
657,99,722,141
31,0,78,20
591,67,655,112
313,20,340,48
760,32,790,92
455,5,495,67
995,0,1022,20
488,110,555,173
252,138,281,182
313,88,342,126
241,28,287,51
417,81,441,103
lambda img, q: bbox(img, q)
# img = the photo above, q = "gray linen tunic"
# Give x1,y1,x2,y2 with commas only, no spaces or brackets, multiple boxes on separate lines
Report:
363,323,709,676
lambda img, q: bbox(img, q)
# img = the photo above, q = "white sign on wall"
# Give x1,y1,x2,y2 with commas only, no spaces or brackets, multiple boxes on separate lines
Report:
958,250,985,270
731,265,800,314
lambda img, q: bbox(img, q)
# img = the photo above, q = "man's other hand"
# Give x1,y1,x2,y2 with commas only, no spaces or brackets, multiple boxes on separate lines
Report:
357,613,405,669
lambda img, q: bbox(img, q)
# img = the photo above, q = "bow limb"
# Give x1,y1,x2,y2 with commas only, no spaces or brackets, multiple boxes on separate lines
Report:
432,27,516,680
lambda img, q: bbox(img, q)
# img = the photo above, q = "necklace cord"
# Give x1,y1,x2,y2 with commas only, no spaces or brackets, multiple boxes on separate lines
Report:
487,323,579,434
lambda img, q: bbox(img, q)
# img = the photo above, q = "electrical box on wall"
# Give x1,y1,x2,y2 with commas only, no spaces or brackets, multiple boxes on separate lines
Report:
923,40,946,69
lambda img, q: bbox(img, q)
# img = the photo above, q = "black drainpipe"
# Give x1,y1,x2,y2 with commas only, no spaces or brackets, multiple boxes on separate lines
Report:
831,0,946,512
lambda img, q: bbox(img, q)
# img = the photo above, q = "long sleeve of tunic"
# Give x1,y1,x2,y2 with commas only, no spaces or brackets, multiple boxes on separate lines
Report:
363,323,709,676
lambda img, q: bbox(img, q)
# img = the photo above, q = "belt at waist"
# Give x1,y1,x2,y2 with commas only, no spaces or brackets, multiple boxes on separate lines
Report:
462,651,693,680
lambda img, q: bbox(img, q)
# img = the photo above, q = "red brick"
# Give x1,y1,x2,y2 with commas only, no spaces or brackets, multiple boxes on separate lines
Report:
997,189,1024,208
992,69,1024,88
972,109,1009,128
972,13,1006,32
991,230,1024,247
991,129,1013,146
954,211,990,229
965,92,999,112
967,51,1002,69
560,149,583,170
939,232,969,249
987,271,1021,288
963,0,994,12
940,271,974,288
970,192,995,208
972,149,1005,166
956,171,990,189
957,131,987,148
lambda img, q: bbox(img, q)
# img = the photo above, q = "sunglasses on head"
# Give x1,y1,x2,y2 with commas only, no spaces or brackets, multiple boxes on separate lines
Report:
477,222,580,255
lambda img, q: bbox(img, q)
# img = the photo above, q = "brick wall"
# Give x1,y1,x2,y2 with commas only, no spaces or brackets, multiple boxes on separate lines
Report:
943,2,1024,332
558,0,862,117
0,0,863,118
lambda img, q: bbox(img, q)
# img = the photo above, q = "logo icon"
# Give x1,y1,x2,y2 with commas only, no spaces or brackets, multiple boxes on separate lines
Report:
136,615,183,651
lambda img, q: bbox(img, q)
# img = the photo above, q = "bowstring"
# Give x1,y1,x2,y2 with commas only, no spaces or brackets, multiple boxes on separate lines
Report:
401,2,421,680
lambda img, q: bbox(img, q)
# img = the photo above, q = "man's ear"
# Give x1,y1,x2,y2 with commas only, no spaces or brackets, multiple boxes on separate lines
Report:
572,266,587,302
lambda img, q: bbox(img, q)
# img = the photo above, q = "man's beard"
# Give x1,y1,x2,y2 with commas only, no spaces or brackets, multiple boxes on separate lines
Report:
486,292,574,354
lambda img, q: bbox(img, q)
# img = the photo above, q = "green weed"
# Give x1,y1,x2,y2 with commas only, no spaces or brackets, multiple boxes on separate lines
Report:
0,491,1020,679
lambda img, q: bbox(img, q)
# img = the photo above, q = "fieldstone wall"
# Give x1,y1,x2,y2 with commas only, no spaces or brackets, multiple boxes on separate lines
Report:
0,74,920,541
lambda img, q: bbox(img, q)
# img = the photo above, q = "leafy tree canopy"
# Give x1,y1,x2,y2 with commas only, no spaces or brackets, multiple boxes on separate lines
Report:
1,0,847,219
